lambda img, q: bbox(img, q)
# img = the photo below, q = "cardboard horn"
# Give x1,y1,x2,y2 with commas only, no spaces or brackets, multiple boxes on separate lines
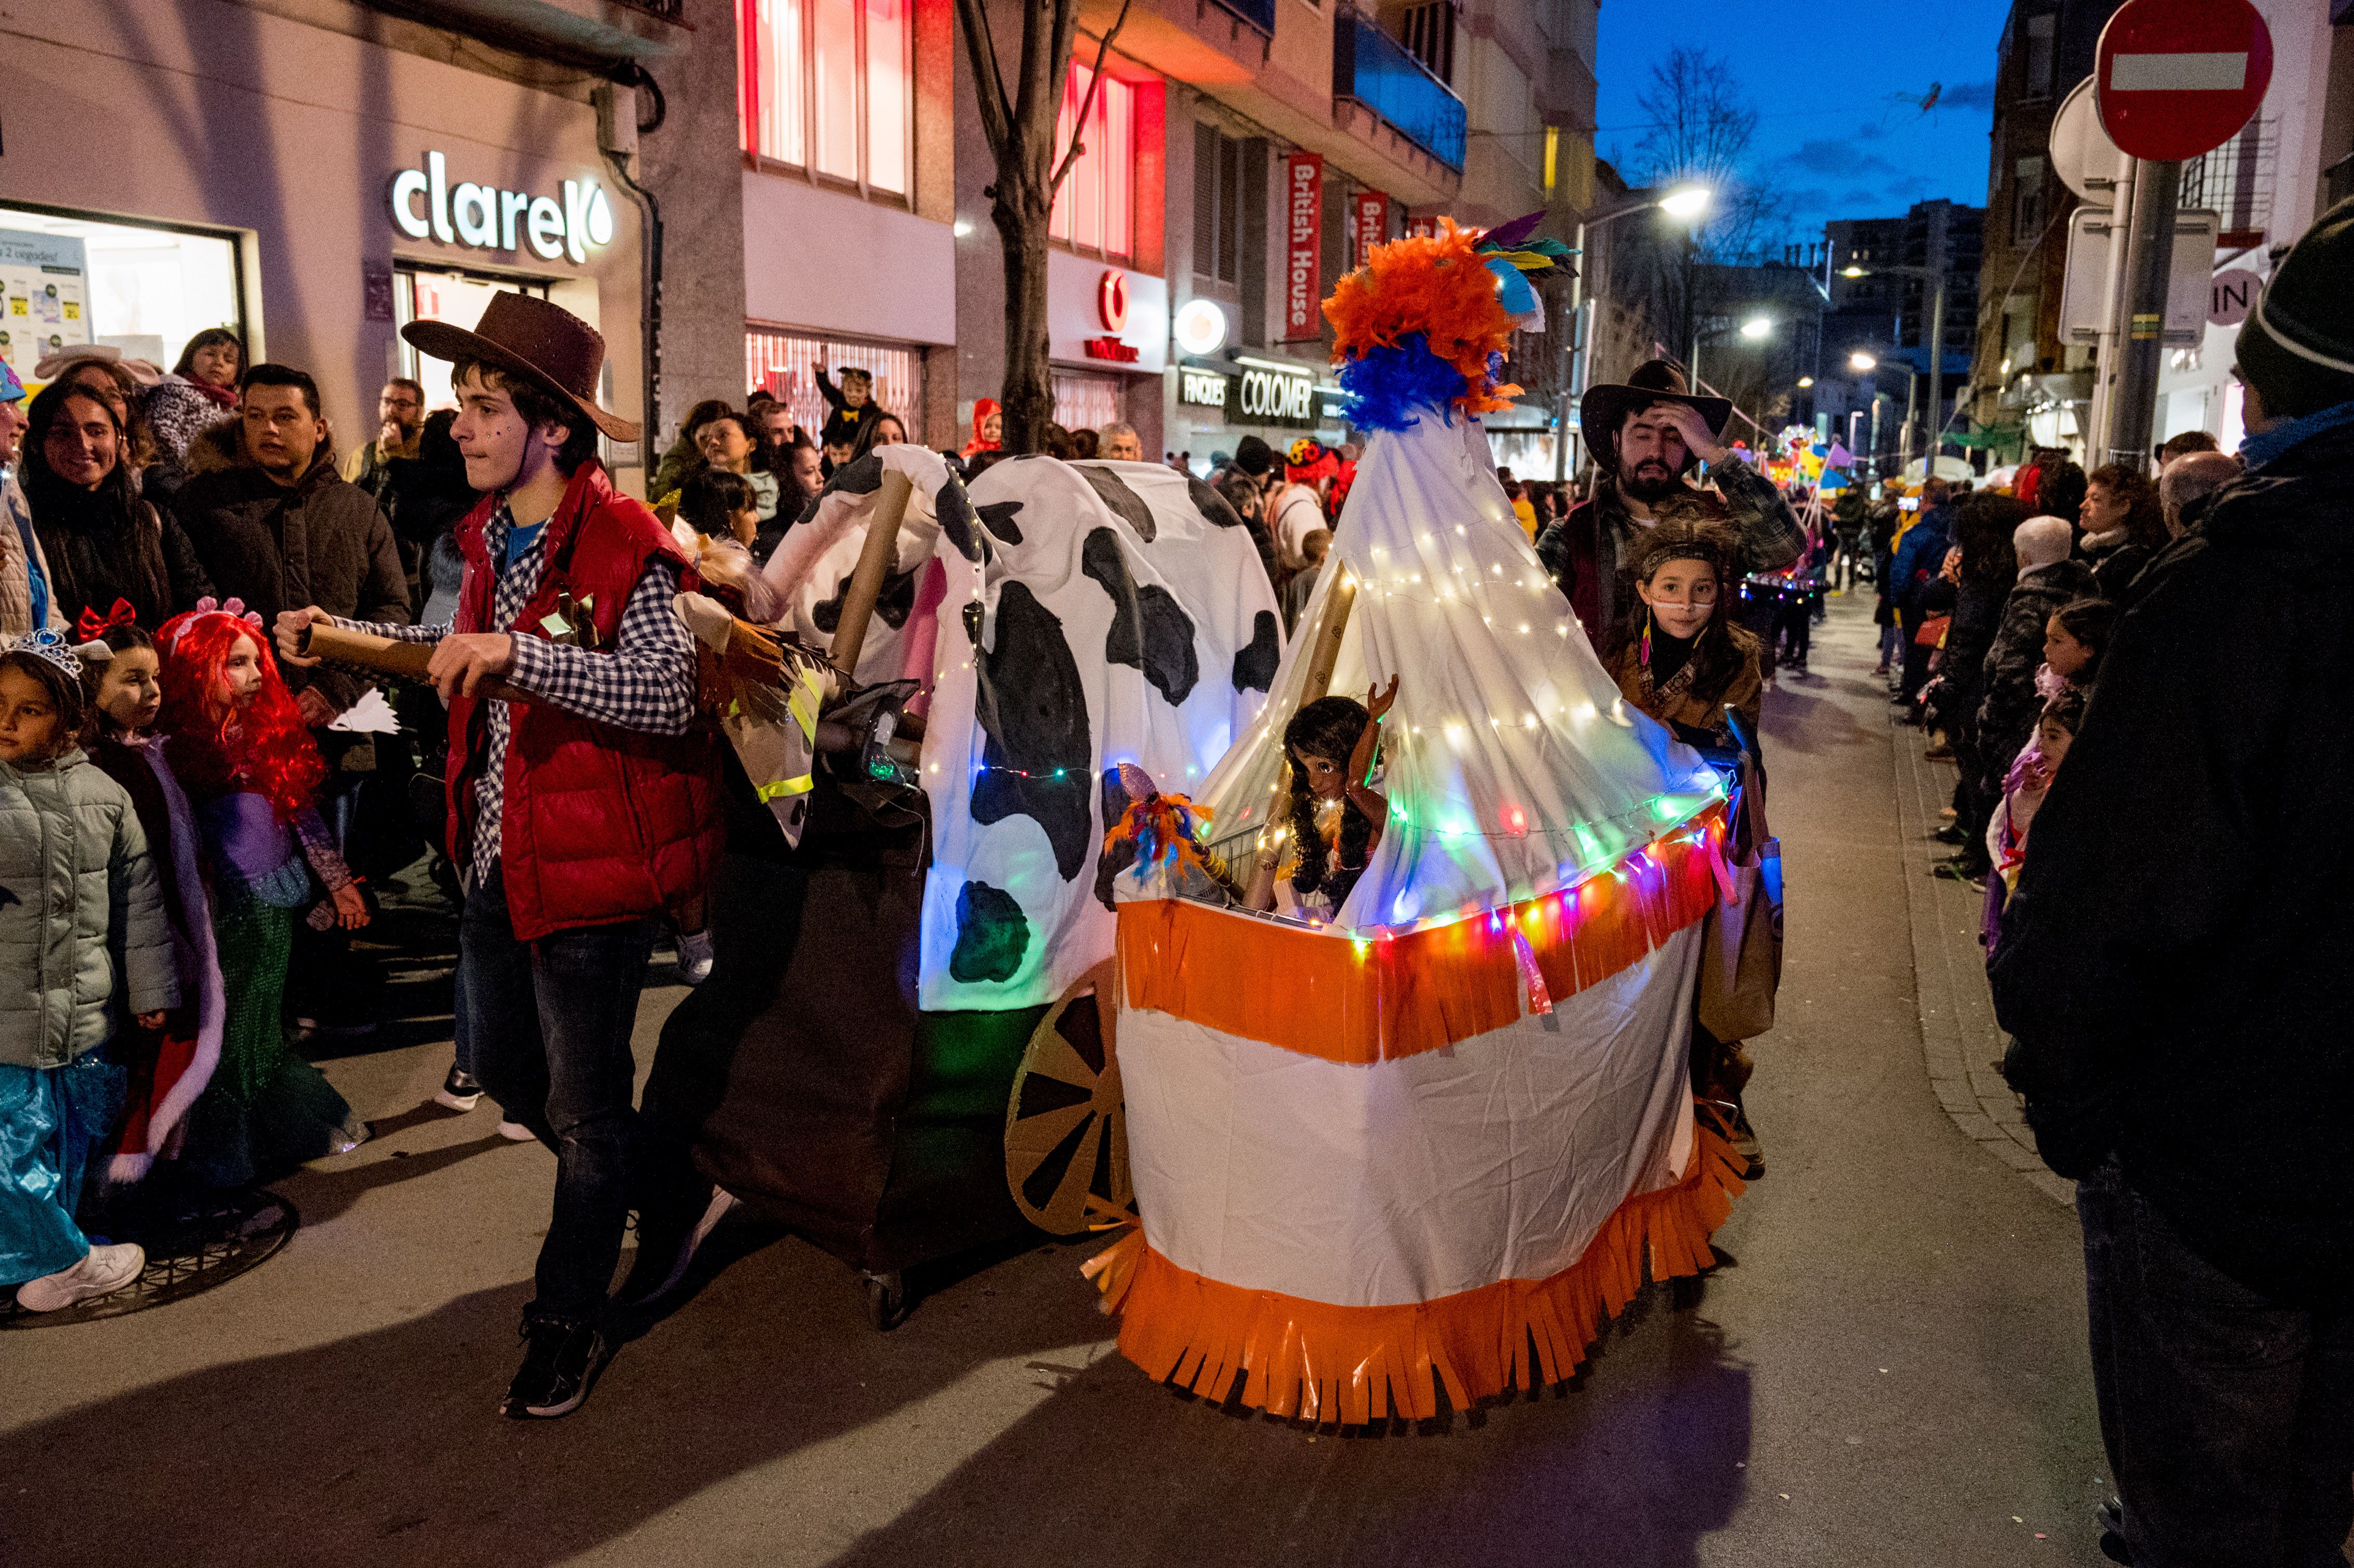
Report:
827,466,918,680
298,620,527,703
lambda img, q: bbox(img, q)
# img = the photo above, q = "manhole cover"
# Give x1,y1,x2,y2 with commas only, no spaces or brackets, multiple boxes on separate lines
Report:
2,1186,298,1328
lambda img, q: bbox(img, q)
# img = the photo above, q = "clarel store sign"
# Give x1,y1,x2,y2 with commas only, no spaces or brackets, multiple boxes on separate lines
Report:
389,151,614,264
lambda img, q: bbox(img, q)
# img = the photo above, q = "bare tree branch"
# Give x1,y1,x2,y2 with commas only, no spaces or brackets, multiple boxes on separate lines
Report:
1050,0,1134,196
954,0,1015,161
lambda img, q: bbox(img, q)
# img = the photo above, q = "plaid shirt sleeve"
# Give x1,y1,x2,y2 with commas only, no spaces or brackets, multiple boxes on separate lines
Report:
336,618,449,643
500,559,697,737
1710,453,1809,576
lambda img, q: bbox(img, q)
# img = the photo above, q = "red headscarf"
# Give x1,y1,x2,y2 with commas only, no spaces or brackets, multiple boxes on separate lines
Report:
962,397,1002,458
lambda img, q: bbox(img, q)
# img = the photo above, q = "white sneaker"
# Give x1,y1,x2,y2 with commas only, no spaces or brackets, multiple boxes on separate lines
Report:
16,1242,146,1312
675,929,714,986
497,1119,537,1143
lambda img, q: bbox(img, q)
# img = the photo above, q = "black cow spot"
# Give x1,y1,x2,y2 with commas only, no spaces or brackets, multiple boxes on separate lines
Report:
948,880,1030,984
1093,767,1137,910
977,500,1025,545
935,476,982,561
1080,529,1198,705
1189,477,1245,530
1078,466,1156,542
1232,609,1280,692
811,564,920,634
820,453,885,499
972,582,1093,880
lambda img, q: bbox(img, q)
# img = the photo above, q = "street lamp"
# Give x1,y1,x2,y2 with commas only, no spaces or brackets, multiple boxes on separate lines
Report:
1554,182,1715,482
1840,263,1951,479
1849,351,1878,372
1738,316,1771,339
1797,376,1814,388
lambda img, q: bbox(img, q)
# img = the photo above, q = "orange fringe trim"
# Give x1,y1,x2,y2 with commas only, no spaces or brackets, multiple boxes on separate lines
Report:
1083,1118,1747,1423
1117,803,1725,1066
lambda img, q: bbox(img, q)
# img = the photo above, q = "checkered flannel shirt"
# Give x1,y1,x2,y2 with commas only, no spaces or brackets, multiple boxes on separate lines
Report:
336,498,696,889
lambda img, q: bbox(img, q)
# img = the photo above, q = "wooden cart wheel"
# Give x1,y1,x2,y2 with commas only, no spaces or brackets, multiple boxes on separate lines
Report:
1004,960,1132,1235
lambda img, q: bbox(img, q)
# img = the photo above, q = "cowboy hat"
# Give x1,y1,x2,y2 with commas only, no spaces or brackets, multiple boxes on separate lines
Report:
1579,358,1732,474
401,291,638,441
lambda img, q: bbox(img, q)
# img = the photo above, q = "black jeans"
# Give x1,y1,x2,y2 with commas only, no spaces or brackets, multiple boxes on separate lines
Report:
2077,1161,2354,1567
461,863,661,1327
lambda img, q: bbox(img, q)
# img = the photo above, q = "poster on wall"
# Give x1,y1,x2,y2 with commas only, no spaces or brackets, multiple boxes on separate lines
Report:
0,229,93,377
1283,152,1324,341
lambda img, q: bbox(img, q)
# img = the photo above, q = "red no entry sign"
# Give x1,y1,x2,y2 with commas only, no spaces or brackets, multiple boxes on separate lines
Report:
2096,0,2273,162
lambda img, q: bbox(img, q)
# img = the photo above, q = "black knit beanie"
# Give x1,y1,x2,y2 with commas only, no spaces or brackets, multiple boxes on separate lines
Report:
1232,435,1275,477
2236,194,2354,420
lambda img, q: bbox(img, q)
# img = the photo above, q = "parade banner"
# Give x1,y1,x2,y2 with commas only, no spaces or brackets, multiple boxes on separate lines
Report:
1283,152,1324,339
1352,189,1390,270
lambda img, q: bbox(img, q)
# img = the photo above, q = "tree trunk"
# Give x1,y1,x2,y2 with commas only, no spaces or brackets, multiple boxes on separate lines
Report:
995,184,1056,454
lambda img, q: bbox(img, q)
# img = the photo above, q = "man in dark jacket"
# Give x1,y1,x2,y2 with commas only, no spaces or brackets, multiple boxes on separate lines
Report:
1992,194,2354,1568
1537,359,1804,648
1889,477,1954,703
174,363,410,725
1968,515,2091,813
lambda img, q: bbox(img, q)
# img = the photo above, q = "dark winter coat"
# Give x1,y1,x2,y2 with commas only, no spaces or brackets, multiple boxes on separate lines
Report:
1969,559,2094,804
1535,454,1805,643
1889,505,1953,618
1992,422,2354,1307
172,449,409,709
27,483,214,632
1934,575,2007,747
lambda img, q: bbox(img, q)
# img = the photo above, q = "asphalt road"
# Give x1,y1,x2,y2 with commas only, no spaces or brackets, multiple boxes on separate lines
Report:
0,595,2110,1567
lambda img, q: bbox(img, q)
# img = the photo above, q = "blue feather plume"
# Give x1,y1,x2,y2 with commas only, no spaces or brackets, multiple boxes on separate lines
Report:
1336,334,1470,432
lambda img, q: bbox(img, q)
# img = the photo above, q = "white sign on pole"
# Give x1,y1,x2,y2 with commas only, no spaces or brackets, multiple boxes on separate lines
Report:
2049,78,2128,201
2207,268,2263,328
2059,206,2220,345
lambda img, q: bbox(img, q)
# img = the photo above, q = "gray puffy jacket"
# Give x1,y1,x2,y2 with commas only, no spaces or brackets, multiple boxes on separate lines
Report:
1,749,180,1068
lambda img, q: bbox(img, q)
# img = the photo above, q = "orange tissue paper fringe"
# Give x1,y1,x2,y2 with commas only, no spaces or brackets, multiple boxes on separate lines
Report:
1084,1114,1748,1424
1324,219,1522,419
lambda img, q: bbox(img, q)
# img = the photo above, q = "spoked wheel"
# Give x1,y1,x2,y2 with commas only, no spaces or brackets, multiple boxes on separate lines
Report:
1004,960,1133,1236
863,1270,909,1331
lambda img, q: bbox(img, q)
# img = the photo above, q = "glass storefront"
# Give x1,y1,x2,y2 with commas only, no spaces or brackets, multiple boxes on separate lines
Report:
746,324,924,443
0,205,242,381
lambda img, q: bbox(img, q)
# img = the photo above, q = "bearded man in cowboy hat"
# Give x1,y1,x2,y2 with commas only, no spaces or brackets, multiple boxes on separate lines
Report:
276,294,727,1420
1536,358,1806,650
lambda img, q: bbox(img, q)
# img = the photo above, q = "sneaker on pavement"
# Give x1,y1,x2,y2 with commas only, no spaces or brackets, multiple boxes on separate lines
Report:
675,929,715,986
497,1119,537,1143
501,1319,607,1419
434,1065,484,1112
617,1185,741,1306
16,1242,146,1312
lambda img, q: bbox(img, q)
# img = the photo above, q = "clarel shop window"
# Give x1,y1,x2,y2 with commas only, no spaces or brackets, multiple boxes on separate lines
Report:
0,206,242,381
740,0,912,198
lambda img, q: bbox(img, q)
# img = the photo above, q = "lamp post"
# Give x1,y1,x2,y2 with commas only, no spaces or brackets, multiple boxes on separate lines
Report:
1554,183,1710,484
1843,261,1948,485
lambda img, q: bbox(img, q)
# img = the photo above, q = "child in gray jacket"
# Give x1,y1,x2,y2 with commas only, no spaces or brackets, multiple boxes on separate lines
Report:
0,631,178,1312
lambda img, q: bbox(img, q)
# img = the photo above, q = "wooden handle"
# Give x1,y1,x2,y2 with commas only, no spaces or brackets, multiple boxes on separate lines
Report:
829,467,918,679
301,622,526,703
1254,569,1358,852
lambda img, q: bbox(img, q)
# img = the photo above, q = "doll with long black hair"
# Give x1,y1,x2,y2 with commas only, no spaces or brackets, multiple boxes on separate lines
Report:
1249,677,1398,919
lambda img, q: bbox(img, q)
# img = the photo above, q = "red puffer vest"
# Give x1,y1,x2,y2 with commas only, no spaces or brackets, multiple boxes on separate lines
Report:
447,462,724,942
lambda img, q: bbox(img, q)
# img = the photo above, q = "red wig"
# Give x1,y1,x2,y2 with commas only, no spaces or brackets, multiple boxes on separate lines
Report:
155,604,326,821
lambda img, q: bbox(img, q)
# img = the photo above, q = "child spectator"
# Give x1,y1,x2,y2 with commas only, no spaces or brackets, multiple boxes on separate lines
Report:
814,361,875,455
156,599,371,1185
962,398,1002,458
78,613,225,1184
1984,686,2084,949
1,630,178,1311
1601,513,1765,759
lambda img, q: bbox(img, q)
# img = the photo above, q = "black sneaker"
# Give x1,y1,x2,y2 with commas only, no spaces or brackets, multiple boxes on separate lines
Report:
616,1185,739,1307
434,1065,483,1112
501,1319,606,1419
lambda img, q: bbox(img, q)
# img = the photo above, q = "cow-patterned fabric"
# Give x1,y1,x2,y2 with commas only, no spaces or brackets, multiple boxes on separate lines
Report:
921,456,1278,1010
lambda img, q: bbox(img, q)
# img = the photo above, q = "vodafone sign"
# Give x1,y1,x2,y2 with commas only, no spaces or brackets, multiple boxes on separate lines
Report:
2095,0,2272,162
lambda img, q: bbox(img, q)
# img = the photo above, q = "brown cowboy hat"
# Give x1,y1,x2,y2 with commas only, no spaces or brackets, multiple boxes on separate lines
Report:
401,292,639,442
1579,358,1733,474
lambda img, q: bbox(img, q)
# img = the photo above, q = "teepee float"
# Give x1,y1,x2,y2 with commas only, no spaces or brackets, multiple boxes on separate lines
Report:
1086,219,1750,1421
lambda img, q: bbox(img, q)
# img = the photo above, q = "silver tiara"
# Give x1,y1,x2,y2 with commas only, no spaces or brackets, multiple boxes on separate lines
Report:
0,628,110,679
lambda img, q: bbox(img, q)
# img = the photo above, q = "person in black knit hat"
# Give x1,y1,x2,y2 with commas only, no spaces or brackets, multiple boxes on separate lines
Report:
1993,194,2354,1568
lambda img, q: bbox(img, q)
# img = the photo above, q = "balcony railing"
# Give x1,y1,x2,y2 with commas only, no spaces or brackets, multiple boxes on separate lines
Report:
1206,0,1277,38
1333,9,1466,172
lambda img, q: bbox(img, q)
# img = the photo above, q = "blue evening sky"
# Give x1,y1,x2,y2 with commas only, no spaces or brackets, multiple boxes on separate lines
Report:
1594,0,2018,253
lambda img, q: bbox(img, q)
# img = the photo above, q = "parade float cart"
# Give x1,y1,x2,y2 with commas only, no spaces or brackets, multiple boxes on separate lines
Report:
651,445,1280,1323
1083,219,1749,1419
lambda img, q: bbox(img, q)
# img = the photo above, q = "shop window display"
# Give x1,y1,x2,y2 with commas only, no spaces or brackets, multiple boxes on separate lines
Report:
0,207,240,380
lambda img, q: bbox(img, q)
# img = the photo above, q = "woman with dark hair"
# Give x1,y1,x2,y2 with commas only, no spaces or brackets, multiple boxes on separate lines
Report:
44,354,160,475
648,397,737,501
848,410,909,464
20,382,212,628
2078,464,2166,598
146,328,244,467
